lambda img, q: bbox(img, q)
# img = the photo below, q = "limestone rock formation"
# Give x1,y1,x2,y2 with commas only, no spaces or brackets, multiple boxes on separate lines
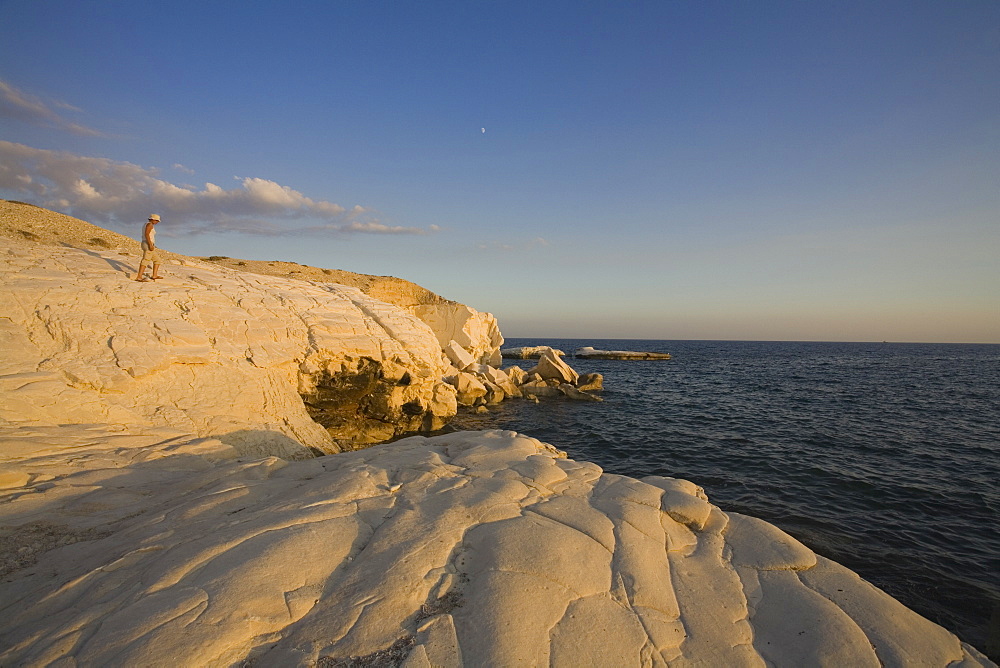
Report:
198,258,505,370
413,303,504,366
0,233,456,454
502,345,566,359
1,199,504,384
528,349,580,385
448,372,488,406
0,431,990,667
575,346,672,360
443,339,477,371
445,352,601,405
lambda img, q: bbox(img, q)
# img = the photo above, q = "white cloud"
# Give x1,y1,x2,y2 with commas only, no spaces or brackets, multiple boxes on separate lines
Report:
343,221,431,235
0,141,436,237
0,80,105,137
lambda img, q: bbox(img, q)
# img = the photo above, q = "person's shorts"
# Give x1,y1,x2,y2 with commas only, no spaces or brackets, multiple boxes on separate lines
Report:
141,248,161,263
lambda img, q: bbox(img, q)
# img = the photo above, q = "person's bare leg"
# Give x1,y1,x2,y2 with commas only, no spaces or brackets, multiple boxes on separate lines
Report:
151,263,163,279
135,262,148,281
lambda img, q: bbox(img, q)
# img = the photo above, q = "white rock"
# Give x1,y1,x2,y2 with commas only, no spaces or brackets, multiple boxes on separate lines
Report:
0,213,989,666
482,380,506,405
575,346,671,360
474,365,519,397
0,236,456,454
443,340,476,370
506,365,528,386
501,346,566,359
529,350,580,385
0,431,987,667
412,303,504,366
449,372,487,406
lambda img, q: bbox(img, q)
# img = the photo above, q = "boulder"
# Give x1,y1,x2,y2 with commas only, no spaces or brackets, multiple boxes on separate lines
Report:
576,372,604,392
530,351,580,385
429,382,459,421
482,381,506,406
449,372,488,406
475,365,518,396
520,380,563,398
443,340,476,370
478,365,509,386
506,365,528,387
559,384,603,402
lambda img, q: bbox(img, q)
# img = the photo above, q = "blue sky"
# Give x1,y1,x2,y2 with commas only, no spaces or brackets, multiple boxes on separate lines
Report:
2,0,998,342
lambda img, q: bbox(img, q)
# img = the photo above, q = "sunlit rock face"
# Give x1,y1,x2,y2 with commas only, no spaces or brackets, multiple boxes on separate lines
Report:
0,431,990,667
412,303,504,366
0,235,456,455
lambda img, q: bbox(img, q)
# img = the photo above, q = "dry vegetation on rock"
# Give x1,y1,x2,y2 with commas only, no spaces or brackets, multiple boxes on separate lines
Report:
0,199,447,309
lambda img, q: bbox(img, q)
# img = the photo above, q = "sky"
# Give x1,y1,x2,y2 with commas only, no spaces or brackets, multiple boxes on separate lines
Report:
1,0,997,343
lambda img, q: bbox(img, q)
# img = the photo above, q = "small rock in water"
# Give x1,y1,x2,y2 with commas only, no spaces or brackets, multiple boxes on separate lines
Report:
576,373,603,392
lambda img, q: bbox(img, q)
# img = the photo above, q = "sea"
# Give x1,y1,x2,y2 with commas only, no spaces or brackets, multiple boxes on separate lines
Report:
446,338,1000,657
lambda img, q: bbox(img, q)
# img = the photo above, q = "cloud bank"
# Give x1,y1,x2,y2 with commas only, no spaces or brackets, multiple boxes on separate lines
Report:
0,80,105,137
0,141,433,236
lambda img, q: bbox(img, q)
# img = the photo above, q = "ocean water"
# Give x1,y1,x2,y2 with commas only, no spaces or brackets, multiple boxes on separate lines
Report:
446,338,1000,656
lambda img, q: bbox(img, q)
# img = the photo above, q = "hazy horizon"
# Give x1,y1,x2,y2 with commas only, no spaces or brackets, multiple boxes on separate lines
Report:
502,334,1000,346
2,1,997,344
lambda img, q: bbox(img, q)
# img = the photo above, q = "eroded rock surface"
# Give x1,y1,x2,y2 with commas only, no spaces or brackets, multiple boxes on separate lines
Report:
0,431,990,667
0,235,456,454
413,303,504,366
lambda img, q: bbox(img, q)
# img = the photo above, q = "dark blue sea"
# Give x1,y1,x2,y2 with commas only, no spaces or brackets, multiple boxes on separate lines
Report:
447,338,1000,657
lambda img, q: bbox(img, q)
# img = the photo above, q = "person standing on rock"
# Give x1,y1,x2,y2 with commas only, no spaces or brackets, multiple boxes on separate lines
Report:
135,214,163,282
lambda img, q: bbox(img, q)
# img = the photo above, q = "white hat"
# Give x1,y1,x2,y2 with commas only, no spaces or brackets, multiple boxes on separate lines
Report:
149,214,160,221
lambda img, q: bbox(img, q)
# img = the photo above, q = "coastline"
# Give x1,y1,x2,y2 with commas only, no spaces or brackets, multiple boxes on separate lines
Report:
0,204,995,665
471,337,1000,656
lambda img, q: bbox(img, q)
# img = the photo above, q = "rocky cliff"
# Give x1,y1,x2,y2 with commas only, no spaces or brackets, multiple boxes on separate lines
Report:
0,200,513,452
1,236,462,454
